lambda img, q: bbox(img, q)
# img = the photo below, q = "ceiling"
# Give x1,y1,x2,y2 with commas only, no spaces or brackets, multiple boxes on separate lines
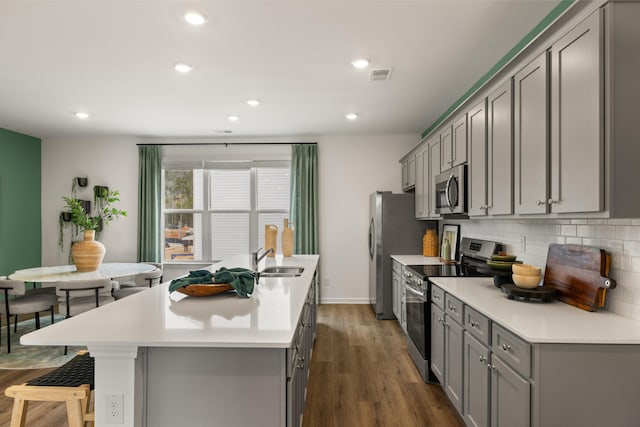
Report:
0,1,562,140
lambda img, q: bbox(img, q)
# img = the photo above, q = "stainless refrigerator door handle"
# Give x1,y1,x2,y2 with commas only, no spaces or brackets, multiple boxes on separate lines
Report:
368,218,375,260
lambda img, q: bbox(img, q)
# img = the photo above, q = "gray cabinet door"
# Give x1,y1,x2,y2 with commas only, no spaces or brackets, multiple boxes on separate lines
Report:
464,332,490,427
414,145,428,218
401,161,408,189
431,304,445,383
392,271,400,320
550,9,603,213
440,124,453,171
487,79,514,216
407,155,416,189
444,315,464,414
490,355,530,427
514,52,549,214
468,99,488,217
428,137,442,219
452,114,468,167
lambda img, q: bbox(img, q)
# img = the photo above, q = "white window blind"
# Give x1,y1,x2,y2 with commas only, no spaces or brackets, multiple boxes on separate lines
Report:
210,169,251,210
211,213,250,259
257,167,290,210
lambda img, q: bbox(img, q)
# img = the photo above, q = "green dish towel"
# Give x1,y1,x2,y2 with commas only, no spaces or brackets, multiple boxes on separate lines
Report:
168,267,255,298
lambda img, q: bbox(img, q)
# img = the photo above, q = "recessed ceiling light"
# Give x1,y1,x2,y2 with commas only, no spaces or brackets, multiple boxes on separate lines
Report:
184,11,206,26
351,58,370,69
174,62,193,73
246,99,260,107
346,113,359,120
228,115,240,122
75,112,89,120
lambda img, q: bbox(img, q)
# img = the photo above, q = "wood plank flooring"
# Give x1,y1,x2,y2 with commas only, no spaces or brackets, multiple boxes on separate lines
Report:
303,304,464,427
0,304,464,427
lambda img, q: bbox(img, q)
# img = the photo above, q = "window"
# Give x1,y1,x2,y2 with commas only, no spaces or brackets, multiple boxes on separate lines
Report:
162,162,290,262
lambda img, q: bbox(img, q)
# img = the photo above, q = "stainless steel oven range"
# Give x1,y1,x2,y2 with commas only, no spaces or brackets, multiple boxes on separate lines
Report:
403,237,500,382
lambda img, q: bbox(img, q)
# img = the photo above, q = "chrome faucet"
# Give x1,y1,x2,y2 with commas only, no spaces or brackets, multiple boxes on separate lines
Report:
252,247,274,272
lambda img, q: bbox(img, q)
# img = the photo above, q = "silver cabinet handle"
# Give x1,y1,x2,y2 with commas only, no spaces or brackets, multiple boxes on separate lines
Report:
501,343,512,352
536,200,545,206
433,294,441,300
548,198,559,205
487,364,496,370
479,355,487,363
448,303,457,312
470,321,478,328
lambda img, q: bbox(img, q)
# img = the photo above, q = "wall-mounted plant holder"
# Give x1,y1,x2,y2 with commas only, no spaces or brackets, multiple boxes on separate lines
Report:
60,211,72,222
76,177,89,187
79,200,91,214
92,217,104,232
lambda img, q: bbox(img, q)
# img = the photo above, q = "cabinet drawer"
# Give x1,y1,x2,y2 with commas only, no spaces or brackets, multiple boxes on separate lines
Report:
492,324,531,378
444,293,463,325
464,305,491,346
392,260,402,275
431,284,445,310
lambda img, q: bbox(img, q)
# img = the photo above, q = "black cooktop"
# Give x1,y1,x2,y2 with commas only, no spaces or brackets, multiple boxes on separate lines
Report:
405,261,491,280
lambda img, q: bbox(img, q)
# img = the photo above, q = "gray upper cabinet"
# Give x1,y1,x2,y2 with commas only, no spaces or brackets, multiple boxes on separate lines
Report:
401,155,416,191
452,114,468,167
440,124,453,172
442,116,467,170
414,144,429,219
487,79,514,216
550,8,603,214
468,100,488,217
428,137,441,219
514,52,549,215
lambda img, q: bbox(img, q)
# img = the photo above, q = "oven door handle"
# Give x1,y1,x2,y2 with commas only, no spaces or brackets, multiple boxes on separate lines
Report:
404,284,424,298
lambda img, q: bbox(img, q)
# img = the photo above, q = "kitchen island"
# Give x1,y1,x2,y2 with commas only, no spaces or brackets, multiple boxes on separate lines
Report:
22,254,319,427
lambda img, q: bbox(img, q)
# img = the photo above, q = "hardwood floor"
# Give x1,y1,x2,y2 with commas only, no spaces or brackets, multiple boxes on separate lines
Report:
0,304,464,427
303,304,464,427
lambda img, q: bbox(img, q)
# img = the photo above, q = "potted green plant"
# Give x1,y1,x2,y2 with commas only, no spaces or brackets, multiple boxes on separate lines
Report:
62,189,127,272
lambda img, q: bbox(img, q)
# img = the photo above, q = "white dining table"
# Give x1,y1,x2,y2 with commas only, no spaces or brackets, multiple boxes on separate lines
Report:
8,262,156,283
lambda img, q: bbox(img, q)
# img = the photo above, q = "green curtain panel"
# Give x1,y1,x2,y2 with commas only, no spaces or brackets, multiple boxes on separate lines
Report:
137,145,162,262
290,144,319,254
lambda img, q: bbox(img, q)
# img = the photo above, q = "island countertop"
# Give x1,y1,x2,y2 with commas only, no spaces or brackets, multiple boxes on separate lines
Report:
22,254,319,349
430,276,640,344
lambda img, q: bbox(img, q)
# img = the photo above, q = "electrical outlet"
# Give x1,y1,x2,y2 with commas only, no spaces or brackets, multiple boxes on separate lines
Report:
107,393,124,424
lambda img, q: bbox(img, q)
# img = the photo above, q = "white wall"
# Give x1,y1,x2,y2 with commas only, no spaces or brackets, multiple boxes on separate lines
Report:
317,134,417,303
41,135,418,305
42,138,140,265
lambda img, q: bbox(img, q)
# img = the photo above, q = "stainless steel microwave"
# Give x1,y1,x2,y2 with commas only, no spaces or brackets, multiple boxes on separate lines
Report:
435,164,467,215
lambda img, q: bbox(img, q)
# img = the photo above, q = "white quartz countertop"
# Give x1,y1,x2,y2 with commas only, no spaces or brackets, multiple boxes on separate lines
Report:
391,255,444,265
430,276,640,344
22,255,319,349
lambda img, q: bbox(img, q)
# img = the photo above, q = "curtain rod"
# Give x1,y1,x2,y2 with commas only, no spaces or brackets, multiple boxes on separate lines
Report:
136,142,317,147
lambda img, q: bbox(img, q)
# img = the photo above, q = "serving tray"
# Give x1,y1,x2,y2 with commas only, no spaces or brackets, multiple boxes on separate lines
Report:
176,283,234,297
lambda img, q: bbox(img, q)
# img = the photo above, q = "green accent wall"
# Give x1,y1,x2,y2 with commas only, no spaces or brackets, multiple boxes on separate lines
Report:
0,128,41,275
421,0,576,139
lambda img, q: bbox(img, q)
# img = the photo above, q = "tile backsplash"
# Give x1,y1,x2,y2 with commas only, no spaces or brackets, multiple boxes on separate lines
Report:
446,218,640,320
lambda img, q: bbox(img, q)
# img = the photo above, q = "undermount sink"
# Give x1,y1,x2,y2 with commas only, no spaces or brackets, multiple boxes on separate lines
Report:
259,266,305,278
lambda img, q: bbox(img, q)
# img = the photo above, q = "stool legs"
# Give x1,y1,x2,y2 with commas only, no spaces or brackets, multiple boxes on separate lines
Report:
9,397,28,427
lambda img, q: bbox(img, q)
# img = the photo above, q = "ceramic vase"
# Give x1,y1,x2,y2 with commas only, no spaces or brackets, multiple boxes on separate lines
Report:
265,224,278,257
72,230,106,272
282,219,295,257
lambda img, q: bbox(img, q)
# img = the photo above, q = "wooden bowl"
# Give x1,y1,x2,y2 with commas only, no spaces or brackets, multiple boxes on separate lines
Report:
512,274,541,289
176,283,234,297
512,263,542,276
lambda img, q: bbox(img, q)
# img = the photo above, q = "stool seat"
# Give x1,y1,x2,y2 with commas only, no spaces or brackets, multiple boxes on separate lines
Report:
5,352,94,427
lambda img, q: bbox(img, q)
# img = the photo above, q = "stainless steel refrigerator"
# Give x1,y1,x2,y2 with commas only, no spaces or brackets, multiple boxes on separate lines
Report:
368,191,426,319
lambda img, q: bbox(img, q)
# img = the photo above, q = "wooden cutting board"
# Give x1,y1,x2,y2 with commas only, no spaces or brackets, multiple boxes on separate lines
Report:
543,244,616,312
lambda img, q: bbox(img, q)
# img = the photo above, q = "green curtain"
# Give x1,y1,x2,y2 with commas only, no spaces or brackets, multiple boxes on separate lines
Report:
290,144,319,254
137,145,162,262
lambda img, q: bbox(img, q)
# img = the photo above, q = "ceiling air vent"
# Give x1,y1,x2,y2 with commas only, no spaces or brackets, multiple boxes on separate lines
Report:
369,68,393,81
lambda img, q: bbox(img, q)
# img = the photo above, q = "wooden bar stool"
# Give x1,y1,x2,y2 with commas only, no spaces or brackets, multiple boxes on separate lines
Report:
5,351,94,427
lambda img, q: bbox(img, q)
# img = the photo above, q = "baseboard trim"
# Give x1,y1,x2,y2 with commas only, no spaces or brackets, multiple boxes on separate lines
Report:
319,298,370,304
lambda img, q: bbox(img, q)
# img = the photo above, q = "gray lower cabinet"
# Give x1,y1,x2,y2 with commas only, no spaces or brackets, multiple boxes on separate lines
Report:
464,332,490,427
430,303,445,383
490,354,530,427
392,264,401,320
444,313,464,413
